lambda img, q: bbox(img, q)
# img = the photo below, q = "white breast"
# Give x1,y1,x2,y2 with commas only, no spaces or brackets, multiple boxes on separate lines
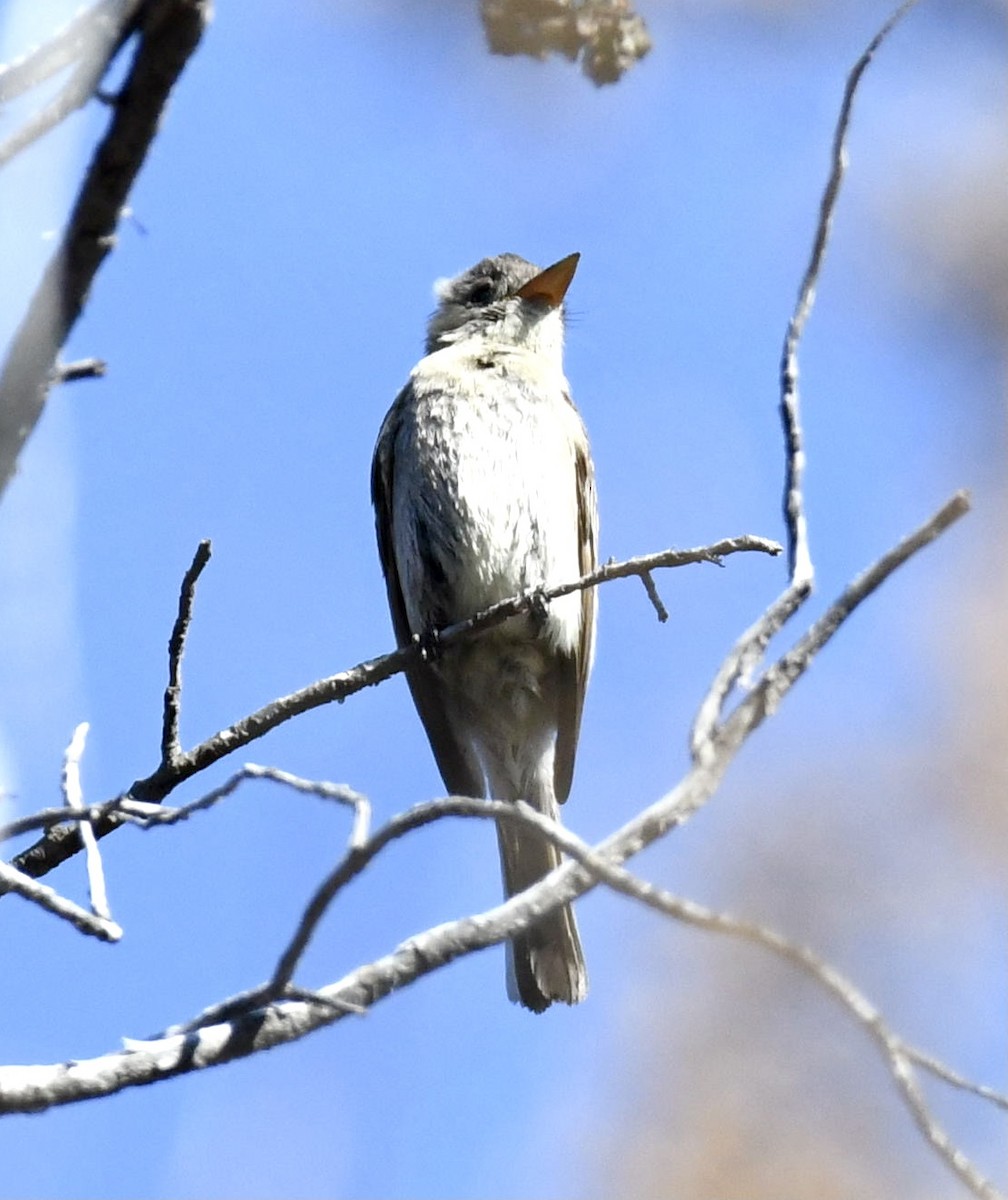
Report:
392,340,586,655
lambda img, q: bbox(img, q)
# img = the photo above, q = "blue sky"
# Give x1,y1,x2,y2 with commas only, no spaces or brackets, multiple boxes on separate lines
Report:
0,1,1004,1196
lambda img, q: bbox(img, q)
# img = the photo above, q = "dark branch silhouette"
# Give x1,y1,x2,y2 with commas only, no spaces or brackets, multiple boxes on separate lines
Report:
0,0,210,497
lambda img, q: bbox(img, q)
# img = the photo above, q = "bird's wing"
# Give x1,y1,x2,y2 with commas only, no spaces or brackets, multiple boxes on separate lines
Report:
553,429,599,803
371,392,485,799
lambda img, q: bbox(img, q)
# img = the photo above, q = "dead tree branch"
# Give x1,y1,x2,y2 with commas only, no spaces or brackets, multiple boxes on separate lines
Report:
0,0,145,167
60,721,116,927
691,0,921,758
3,533,780,889
1,490,999,1200
0,1,139,108
161,539,212,767
0,859,121,942
0,492,970,1104
0,4,995,1197
0,0,211,497
51,357,107,384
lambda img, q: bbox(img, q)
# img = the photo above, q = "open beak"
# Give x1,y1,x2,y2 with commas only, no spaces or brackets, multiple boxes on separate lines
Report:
516,252,580,308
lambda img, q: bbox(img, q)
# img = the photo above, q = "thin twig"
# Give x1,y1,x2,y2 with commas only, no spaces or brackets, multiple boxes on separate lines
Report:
180,536,777,782
60,721,112,923
0,796,152,843
0,0,139,105
241,765,372,849
638,570,669,622
742,492,970,732
903,1045,1008,1112
1,53,113,169
0,860,120,941
126,764,371,850
690,580,810,761
156,981,368,1039
692,0,920,756
780,0,919,584
51,358,107,384
437,537,780,643
161,539,212,767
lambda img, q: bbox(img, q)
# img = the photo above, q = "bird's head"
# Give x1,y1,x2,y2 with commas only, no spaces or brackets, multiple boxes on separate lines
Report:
425,252,579,362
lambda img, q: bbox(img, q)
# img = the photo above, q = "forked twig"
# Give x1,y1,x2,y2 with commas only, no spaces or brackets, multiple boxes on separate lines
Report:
691,0,921,759
0,860,120,942
780,0,920,584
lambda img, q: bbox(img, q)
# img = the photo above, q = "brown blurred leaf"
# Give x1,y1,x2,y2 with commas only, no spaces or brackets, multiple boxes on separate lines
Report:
481,0,652,85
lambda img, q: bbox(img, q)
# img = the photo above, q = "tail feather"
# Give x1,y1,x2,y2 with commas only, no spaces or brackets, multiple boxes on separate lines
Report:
496,804,587,1012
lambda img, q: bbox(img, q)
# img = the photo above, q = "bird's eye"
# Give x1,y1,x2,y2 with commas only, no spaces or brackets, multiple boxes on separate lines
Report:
468,282,496,306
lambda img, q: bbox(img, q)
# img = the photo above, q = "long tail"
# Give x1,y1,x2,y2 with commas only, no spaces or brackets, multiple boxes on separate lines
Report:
496,785,587,1013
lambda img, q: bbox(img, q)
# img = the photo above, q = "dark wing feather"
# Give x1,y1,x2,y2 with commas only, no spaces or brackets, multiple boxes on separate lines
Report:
553,432,599,803
371,394,485,799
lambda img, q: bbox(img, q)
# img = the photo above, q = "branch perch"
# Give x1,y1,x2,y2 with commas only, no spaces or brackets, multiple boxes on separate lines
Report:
0,5,993,1197
0,492,970,1113
4,532,780,888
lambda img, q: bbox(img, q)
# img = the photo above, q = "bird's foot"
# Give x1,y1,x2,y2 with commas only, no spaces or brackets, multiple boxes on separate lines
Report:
413,627,442,663
528,586,551,629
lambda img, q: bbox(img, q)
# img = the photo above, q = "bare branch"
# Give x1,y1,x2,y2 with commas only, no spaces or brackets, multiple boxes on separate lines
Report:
0,0,140,105
781,0,920,584
4,532,779,887
0,494,967,1116
0,0,211,498
691,579,810,760
51,358,107,384
638,570,669,623
0,797,149,843
586,867,1003,1200
712,492,969,757
161,539,212,767
903,1046,1008,1113
692,0,921,757
0,859,120,942
0,48,118,169
129,764,372,849
0,489,988,1199
60,721,113,924
0,722,123,939
780,492,967,662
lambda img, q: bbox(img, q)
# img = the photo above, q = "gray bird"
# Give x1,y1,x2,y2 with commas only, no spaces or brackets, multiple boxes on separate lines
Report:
371,252,597,1012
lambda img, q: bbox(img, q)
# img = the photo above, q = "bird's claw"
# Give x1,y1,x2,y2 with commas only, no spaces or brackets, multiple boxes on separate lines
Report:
529,587,550,627
413,627,442,663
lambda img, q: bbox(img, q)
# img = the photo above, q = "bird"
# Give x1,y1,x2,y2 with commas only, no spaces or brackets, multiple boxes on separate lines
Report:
371,252,597,1012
